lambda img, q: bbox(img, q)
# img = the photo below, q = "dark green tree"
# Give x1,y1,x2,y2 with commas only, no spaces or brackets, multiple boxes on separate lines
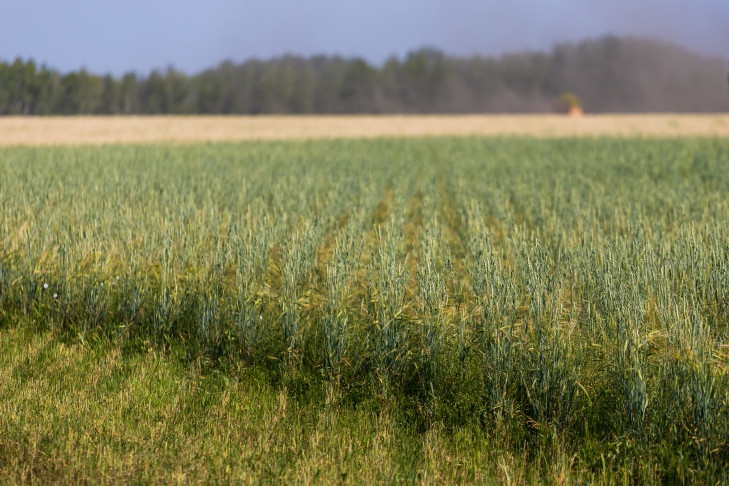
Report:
1,36,726,115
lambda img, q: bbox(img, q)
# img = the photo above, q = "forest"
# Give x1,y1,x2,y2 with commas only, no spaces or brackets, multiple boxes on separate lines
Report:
0,35,726,115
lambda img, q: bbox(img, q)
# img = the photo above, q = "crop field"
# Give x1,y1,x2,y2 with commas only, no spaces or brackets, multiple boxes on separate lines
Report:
2,136,729,482
1,114,729,145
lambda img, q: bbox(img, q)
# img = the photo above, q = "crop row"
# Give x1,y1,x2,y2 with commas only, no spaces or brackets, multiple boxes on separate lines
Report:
2,138,729,472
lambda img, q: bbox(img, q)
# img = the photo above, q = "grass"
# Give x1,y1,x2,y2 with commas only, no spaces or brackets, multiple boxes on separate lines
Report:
0,326,542,484
2,136,729,482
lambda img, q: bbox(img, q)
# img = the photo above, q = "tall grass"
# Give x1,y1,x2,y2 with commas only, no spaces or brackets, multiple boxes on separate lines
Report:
2,138,729,479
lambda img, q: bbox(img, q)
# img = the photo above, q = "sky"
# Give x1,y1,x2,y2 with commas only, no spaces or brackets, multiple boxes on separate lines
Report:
1,0,728,76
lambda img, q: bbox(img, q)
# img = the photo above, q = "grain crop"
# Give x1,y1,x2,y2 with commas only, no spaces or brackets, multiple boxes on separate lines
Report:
1,114,729,146
2,136,729,481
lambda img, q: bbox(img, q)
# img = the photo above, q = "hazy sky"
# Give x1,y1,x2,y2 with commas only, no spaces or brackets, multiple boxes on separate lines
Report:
2,0,728,75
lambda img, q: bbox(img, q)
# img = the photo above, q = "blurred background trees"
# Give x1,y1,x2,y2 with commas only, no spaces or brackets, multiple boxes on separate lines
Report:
0,36,726,115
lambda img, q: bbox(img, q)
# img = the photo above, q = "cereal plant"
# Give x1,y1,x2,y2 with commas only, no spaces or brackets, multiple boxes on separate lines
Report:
2,137,729,480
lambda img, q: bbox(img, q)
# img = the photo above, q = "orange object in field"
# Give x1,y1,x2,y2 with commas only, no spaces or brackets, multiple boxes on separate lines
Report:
568,106,584,117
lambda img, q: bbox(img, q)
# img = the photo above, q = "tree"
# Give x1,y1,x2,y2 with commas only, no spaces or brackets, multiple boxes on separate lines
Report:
0,36,726,115
97,75,119,114
119,73,139,114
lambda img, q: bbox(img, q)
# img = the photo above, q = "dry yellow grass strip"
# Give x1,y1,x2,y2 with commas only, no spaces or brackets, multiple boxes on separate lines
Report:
1,114,728,145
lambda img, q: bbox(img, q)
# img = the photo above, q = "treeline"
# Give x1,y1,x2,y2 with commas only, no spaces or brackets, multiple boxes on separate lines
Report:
1,35,726,115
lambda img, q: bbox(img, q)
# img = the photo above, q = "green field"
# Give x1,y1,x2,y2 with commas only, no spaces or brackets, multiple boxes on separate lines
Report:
2,137,729,482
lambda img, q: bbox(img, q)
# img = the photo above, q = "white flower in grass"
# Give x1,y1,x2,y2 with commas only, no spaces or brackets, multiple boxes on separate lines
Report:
53,293,58,299
43,283,49,289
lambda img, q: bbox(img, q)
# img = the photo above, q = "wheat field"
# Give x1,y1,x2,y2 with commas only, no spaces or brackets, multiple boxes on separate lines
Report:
3,124,729,482
1,114,728,145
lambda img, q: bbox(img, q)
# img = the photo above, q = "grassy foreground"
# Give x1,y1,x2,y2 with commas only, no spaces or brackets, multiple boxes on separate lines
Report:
2,137,729,482
0,326,556,484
